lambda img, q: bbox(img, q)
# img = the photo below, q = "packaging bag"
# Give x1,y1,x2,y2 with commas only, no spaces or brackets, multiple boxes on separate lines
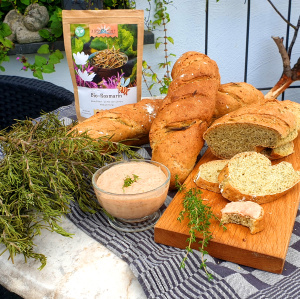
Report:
62,10,144,122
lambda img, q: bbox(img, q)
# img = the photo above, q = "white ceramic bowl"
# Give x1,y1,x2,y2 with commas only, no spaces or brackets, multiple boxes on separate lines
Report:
92,159,170,222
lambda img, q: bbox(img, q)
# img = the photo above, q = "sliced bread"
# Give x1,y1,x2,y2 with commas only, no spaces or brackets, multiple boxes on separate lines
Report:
193,159,229,193
218,151,300,204
203,99,298,159
221,201,265,234
257,141,294,160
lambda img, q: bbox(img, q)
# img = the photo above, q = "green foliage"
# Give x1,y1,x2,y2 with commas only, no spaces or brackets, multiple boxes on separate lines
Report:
0,0,63,74
88,24,137,58
0,112,142,268
103,0,136,9
39,7,63,42
0,22,14,71
17,45,64,79
90,38,108,52
0,0,62,22
176,176,227,281
143,0,175,96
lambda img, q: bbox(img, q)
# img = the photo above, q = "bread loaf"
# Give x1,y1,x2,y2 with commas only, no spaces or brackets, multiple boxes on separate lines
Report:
221,201,265,234
69,98,163,146
213,82,265,122
203,99,298,159
218,151,300,204
150,51,220,189
193,159,228,193
279,100,300,131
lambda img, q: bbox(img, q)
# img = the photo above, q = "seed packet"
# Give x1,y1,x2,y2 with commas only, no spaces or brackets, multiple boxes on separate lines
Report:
62,10,144,122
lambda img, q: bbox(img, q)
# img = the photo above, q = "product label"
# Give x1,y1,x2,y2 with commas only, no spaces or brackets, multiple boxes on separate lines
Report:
78,86,137,118
89,24,118,38
70,23,138,118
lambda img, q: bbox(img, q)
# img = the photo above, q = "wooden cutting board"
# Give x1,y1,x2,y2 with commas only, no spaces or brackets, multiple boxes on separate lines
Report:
154,136,300,274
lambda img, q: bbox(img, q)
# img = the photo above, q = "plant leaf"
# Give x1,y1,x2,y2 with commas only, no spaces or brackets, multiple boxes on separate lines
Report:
35,55,48,67
37,44,50,55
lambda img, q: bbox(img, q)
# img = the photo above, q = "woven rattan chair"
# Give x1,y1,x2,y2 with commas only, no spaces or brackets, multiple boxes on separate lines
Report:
0,75,74,130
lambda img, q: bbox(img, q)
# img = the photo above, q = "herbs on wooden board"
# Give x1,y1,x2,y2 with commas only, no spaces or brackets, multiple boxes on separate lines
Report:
0,113,141,269
176,176,226,280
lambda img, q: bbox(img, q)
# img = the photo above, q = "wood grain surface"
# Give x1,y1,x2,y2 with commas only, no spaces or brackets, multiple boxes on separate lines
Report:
154,136,300,274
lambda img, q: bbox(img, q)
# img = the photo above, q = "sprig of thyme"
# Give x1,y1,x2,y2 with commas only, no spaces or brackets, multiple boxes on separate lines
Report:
0,113,141,269
122,174,139,192
176,176,226,280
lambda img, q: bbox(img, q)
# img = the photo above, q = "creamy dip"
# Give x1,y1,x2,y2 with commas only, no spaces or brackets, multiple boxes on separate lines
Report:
221,201,262,219
94,161,170,219
97,161,167,194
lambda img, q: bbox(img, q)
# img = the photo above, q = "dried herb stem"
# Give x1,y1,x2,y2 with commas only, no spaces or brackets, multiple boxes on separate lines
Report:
91,48,127,69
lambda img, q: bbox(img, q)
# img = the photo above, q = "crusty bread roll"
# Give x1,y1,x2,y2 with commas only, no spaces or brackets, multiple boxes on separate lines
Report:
221,201,265,234
218,151,300,204
193,159,229,193
150,51,220,189
213,82,265,122
69,98,163,145
204,99,298,160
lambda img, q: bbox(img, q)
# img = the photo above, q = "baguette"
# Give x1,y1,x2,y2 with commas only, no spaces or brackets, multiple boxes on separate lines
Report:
203,99,298,159
218,151,300,204
213,82,265,122
193,159,229,193
150,51,220,189
69,98,163,145
221,201,265,234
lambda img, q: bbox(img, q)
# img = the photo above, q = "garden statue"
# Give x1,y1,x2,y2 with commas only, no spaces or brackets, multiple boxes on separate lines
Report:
4,3,49,44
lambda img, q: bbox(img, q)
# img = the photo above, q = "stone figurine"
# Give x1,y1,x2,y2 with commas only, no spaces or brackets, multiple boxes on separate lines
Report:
4,3,49,44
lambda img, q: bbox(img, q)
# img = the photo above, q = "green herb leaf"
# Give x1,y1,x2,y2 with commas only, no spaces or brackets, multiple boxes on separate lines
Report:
0,113,142,268
176,176,226,280
122,174,139,191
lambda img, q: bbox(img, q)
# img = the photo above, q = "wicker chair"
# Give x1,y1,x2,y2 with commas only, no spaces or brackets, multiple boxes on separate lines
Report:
0,75,74,130
0,75,74,296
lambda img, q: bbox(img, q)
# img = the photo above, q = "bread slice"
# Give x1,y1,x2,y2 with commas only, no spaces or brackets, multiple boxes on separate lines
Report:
193,159,229,193
204,99,298,159
221,201,265,234
257,141,294,160
218,151,300,204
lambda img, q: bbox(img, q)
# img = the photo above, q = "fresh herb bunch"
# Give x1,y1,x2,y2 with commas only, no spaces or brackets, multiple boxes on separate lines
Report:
176,177,226,280
0,113,141,269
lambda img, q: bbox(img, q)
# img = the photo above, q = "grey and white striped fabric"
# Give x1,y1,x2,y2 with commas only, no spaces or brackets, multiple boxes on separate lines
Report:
57,104,300,299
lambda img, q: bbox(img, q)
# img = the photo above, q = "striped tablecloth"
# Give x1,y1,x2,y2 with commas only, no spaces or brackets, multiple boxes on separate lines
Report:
58,103,300,299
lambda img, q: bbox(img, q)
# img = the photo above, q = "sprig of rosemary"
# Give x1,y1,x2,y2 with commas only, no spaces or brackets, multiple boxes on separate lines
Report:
122,174,139,192
0,113,141,269
176,176,226,280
